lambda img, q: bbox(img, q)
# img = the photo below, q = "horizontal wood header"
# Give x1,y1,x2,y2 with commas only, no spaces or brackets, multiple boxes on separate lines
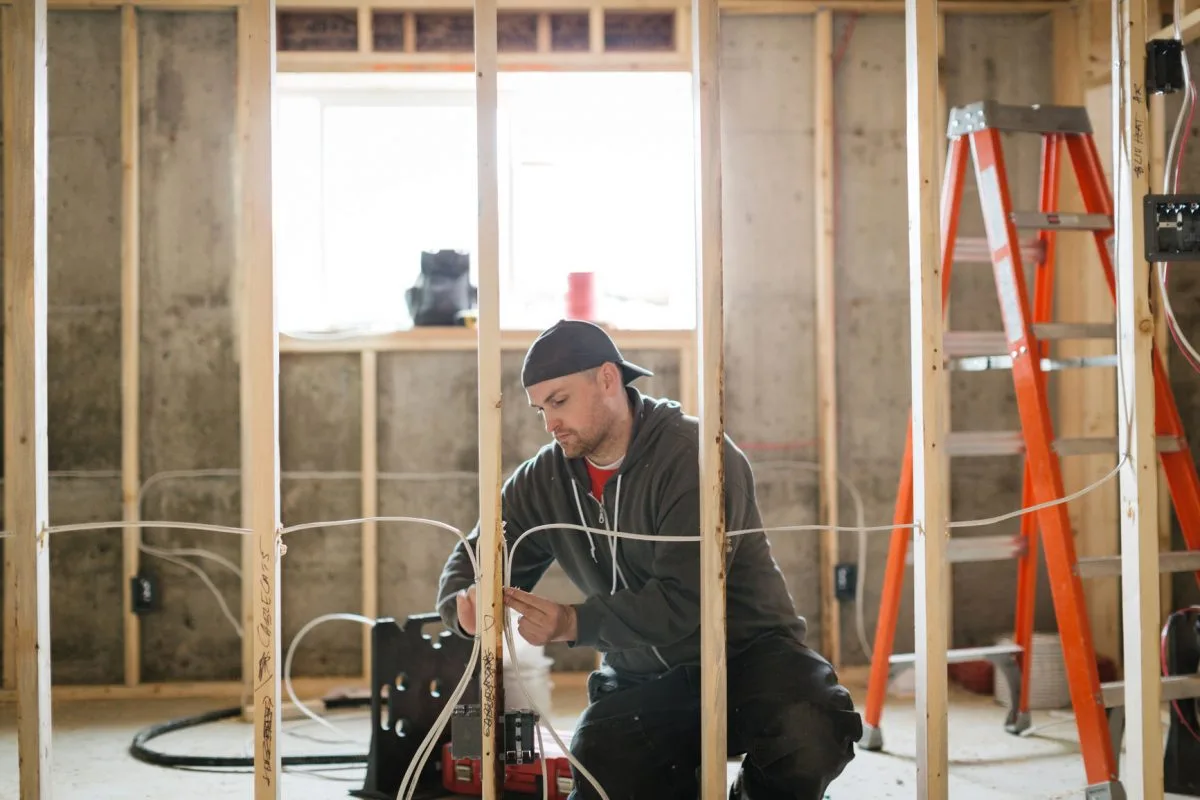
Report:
274,3,689,70
278,326,694,353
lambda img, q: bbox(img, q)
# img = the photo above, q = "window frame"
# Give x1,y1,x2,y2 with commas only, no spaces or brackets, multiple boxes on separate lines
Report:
273,74,697,336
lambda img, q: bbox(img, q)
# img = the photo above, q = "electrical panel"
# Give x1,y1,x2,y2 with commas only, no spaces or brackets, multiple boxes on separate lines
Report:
1145,194,1200,262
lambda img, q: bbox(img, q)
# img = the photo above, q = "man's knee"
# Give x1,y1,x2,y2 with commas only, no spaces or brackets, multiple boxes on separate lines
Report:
737,700,862,798
566,719,672,800
568,712,699,800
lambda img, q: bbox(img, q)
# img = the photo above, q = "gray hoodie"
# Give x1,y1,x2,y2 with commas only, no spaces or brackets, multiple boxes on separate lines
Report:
435,388,807,682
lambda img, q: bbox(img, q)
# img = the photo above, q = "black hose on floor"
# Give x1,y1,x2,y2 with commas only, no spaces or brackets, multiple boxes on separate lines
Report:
129,705,368,769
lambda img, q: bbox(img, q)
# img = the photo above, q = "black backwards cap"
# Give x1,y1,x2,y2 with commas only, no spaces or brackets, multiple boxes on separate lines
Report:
520,319,654,389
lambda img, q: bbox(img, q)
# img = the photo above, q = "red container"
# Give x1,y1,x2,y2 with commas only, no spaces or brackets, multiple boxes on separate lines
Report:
442,735,575,798
566,272,595,321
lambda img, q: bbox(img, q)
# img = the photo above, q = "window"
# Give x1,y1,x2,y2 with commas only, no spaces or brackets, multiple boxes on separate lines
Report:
274,71,697,334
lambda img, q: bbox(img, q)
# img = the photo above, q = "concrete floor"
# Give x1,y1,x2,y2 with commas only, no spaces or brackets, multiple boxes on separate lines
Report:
0,675,1192,799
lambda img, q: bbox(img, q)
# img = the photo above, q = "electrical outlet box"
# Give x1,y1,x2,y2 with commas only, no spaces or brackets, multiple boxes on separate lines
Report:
834,563,857,601
1147,38,1185,94
131,573,158,614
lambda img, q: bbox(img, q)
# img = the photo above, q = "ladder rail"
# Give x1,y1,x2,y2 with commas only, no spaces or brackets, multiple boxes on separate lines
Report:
971,126,1119,785
1012,131,1062,723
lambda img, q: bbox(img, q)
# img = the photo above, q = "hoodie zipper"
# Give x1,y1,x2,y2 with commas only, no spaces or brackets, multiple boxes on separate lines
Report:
577,477,671,671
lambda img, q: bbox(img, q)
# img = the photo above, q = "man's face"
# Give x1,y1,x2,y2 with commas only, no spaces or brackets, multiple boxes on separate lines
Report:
526,366,618,459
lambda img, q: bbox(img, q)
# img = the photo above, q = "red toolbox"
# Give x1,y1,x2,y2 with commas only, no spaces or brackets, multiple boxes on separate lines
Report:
441,733,575,798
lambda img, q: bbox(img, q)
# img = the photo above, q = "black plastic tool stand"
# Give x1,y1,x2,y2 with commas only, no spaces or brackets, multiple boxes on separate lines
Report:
351,612,478,800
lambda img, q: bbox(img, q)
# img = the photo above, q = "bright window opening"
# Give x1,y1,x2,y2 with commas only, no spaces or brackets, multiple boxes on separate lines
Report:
274,71,698,335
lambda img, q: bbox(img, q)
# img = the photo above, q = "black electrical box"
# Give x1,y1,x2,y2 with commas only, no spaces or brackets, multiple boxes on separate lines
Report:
131,573,158,614
834,563,857,601
1145,194,1200,262
1147,38,1186,94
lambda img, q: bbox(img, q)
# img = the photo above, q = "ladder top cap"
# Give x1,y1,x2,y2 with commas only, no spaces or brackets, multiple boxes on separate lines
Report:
947,101,1092,138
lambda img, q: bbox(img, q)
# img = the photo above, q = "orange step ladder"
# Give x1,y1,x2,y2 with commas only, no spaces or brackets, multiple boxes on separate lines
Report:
858,100,1200,797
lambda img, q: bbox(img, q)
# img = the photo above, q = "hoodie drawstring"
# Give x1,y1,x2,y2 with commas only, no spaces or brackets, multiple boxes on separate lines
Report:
571,474,623,595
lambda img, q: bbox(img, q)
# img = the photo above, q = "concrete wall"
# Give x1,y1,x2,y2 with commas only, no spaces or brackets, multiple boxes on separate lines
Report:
0,9,1075,684
721,11,1059,666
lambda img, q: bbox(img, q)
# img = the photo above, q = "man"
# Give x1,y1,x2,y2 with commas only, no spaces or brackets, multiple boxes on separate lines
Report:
436,319,862,800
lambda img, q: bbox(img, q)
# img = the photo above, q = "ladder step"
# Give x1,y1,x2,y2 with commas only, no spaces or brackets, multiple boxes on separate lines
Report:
1101,674,1200,708
1010,211,1112,231
947,101,1093,136
949,354,1118,372
905,534,1025,566
890,643,1022,667
945,431,1186,457
944,323,1115,357
1075,549,1200,579
953,236,1044,265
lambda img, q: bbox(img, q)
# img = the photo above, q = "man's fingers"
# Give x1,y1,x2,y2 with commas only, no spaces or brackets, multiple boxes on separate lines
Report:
516,616,547,646
503,588,548,618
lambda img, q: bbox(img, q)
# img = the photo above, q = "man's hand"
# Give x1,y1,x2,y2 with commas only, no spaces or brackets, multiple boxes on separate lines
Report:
503,587,578,645
456,585,478,635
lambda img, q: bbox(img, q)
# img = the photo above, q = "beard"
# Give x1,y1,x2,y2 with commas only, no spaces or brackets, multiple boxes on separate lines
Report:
556,420,611,460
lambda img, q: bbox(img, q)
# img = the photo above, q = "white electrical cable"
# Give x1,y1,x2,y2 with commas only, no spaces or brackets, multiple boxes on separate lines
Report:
143,548,243,636
140,543,242,578
1157,0,1200,372
283,612,377,743
741,461,872,658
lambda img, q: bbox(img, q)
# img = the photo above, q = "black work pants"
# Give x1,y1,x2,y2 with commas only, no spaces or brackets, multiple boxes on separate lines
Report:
566,632,863,800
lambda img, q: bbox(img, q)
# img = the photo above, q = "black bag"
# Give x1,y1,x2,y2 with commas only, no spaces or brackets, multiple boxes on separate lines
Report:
404,249,477,327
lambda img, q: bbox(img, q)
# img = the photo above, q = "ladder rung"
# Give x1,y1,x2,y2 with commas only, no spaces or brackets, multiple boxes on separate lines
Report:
944,323,1115,357
947,101,1093,136
904,534,1024,566
953,236,1044,265
1055,435,1186,456
1075,549,1200,579
1010,211,1112,231
949,354,1118,372
1101,674,1200,708
945,431,1186,457
890,643,1022,667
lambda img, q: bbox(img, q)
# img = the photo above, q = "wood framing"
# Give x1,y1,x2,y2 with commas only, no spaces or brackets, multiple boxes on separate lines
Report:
121,2,142,689
1056,2,1123,668
361,349,379,681
33,0,1069,10
905,0,949,795
237,0,257,729
0,674,370,702
239,0,285,795
265,0,1062,71
0,5,1096,795
474,0,507,791
4,0,52,795
693,0,727,789
813,9,839,669
1148,63,1173,629
279,326,693,354
1114,0,1164,791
